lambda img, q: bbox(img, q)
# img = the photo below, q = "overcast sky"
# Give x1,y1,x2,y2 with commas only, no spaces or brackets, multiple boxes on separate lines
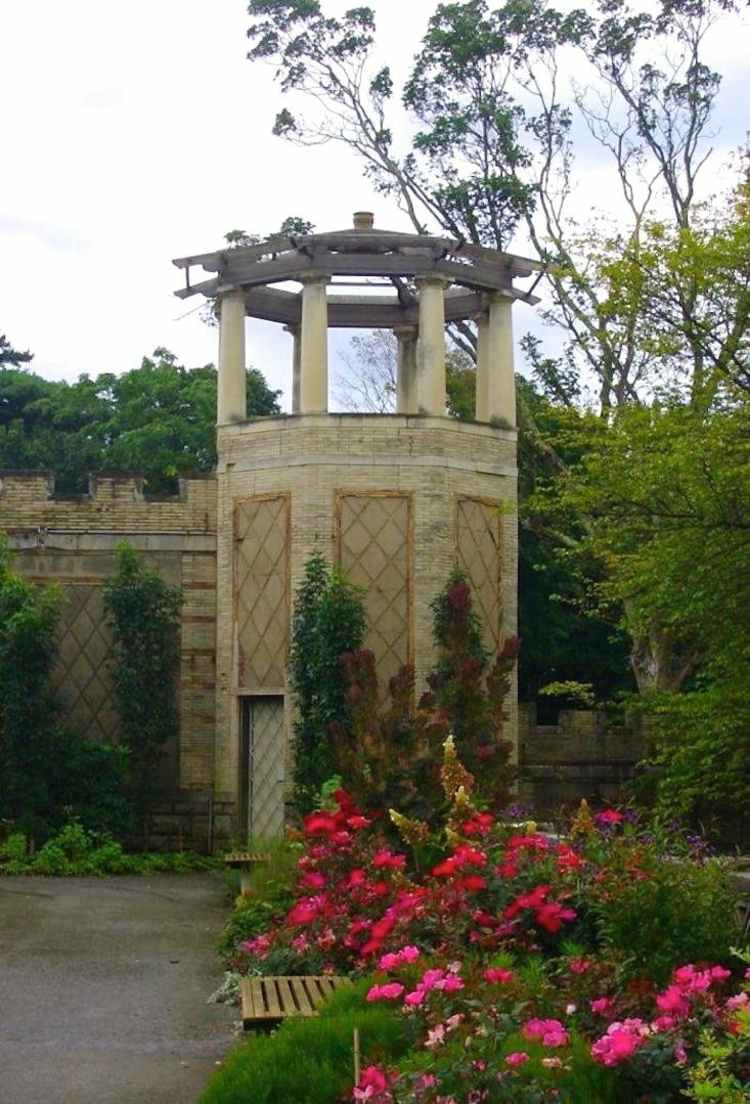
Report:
1,0,747,411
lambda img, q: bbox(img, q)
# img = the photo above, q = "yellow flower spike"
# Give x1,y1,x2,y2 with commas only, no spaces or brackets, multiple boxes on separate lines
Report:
570,798,596,837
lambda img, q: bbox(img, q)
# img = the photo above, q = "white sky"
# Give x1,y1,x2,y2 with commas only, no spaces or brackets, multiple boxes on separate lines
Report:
1,0,748,411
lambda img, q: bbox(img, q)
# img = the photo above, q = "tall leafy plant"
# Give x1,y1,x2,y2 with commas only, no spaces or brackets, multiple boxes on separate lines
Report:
289,553,366,813
330,570,518,822
0,535,61,829
103,543,182,814
427,570,518,804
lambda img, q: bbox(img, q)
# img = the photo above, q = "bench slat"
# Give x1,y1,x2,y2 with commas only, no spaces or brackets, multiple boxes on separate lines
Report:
241,974,351,1029
290,976,315,1015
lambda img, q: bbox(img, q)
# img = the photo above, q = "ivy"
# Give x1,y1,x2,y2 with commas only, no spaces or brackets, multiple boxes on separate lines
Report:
289,553,366,813
0,535,62,830
103,543,182,815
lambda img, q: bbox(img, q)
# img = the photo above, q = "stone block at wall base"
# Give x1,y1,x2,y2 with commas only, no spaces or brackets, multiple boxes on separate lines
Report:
129,791,236,854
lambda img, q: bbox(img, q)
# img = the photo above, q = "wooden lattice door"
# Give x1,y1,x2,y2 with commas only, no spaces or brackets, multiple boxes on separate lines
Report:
242,696,285,839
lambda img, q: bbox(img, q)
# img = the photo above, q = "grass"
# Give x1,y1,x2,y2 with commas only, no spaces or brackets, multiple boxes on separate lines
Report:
199,982,413,1104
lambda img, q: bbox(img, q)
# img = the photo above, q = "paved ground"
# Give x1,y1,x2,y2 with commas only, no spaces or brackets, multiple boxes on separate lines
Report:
0,874,236,1104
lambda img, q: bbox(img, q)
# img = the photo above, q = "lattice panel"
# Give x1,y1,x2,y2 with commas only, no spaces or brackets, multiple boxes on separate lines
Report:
456,498,501,652
235,497,289,689
53,585,119,741
338,494,411,688
249,697,285,838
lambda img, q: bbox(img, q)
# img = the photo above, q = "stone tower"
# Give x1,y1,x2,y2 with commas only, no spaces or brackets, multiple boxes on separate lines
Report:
174,215,539,837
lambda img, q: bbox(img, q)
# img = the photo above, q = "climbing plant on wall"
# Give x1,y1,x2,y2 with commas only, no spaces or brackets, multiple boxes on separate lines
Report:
0,535,62,828
103,543,182,816
289,552,366,814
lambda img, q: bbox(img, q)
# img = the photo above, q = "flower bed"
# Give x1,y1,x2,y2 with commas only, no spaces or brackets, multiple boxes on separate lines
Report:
215,739,749,1102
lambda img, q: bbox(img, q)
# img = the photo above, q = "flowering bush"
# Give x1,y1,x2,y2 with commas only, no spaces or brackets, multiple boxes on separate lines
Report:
225,738,747,1101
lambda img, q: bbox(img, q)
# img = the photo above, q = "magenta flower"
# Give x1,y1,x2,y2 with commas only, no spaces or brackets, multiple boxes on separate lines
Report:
366,982,405,1002
505,1052,530,1067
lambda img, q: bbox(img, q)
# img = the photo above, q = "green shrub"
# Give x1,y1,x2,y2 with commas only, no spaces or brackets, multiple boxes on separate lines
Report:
0,536,62,830
226,834,303,901
290,553,366,813
103,543,182,814
198,1002,412,1104
0,832,27,863
592,852,739,984
44,727,132,838
217,885,294,963
0,820,219,876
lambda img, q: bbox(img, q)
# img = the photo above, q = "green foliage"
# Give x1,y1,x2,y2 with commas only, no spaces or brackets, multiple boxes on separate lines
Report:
0,332,33,368
517,378,634,710
0,536,62,829
198,999,411,1104
591,844,739,985
634,683,750,845
0,347,281,493
682,1017,750,1103
217,836,301,964
103,543,182,812
289,553,366,813
43,726,133,838
0,820,218,876
228,834,303,902
217,888,296,964
539,680,596,709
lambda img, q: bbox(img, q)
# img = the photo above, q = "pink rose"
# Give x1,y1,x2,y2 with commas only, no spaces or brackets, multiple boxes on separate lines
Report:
404,989,426,1007
366,982,405,1002
505,1052,530,1067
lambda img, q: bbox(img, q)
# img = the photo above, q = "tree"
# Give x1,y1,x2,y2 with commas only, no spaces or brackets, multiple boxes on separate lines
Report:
245,0,740,383
102,544,182,817
0,348,282,492
289,553,367,813
334,329,477,417
245,0,746,697
0,333,33,368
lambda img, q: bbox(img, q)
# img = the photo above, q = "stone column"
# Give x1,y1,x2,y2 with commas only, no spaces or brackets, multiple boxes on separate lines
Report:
394,325,418,414
217,289,247,424
475,310,490,422
284,324,301,414
476,293,516,427
299,274,330,414
415,276,448,415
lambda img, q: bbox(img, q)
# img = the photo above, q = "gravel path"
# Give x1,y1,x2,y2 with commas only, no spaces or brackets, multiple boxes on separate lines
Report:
0,874,236,1104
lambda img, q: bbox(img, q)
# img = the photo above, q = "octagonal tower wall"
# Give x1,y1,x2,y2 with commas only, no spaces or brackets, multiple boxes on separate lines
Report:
214,413,518,834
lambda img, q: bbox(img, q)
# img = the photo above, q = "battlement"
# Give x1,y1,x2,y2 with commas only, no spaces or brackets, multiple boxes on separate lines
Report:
0,470,217,532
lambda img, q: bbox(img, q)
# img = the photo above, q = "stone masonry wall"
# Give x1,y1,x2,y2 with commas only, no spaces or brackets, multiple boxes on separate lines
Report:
0,471,218,818
518,704,647,811
214,413,518,835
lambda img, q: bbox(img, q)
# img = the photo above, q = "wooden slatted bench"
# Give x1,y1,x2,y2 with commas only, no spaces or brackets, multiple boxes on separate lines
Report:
223,852,271,896
241,975,351,1030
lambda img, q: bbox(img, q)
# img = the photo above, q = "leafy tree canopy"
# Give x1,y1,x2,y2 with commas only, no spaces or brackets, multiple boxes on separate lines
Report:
0,347,281,493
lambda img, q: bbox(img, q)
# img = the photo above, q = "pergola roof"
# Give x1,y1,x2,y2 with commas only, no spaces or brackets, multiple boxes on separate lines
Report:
173,223,543,328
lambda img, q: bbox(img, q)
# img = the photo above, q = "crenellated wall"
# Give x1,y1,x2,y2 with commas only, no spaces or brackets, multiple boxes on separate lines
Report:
0,471,218,809
518,704,648,811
